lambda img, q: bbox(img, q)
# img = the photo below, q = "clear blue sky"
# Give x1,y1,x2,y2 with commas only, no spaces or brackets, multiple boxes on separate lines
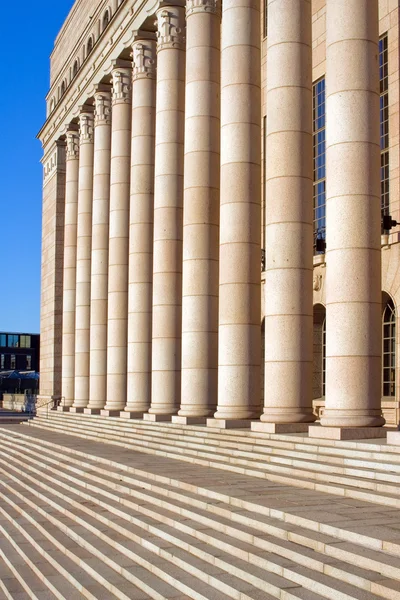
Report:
0,1,74,333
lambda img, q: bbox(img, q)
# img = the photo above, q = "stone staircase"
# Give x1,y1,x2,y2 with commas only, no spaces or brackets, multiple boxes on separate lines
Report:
0,413,399,599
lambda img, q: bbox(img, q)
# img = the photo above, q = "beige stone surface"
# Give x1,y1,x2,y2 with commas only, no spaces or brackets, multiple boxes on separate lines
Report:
104,63,132,412
39,0,400,442
179,0,220,419
125,35,157,415
148,5,186,417
215,0,262,421
88,87,112,411
262,0,315,425
322,0,384,428
73,108,94,409
61,127,79,407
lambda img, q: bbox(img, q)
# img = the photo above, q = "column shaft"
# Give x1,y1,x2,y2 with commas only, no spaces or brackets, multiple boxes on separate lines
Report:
73,109,94,409
104,64,132,412
61,127,79,407
148,6,186,417
125,36,157,415
88,89,112,410
260,0,315,425
321,0,384,428
179,0,220,419
214,0,261,421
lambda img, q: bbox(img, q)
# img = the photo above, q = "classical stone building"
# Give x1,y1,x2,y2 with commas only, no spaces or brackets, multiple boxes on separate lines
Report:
38,0,400,438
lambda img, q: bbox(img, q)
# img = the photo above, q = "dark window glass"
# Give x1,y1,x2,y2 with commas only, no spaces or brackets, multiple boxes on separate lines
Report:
0,334,6,346
26,355,32,370
313,77,326,253
379,34,390,217
0,355,4,370
7,335,19,348
264,0,268,37
10,355,16,370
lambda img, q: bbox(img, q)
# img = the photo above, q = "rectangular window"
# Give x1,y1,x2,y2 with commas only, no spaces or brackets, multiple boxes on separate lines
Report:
313,77,326,253
0,334,6,347
20,335,31,348
380,34,389,216
26,355,32,370
10,355,16,370
0,355,4,370
7,334,19,348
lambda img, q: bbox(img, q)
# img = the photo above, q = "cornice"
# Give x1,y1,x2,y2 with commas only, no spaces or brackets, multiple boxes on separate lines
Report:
38,0,147,147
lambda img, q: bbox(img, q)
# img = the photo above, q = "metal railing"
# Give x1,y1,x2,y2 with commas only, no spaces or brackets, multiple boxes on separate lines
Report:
28,395,66,422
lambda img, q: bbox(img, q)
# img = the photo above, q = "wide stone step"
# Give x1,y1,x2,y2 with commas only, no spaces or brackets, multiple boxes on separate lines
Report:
0,495,103,600
0,481,157,600
27,418,400,507
0,428,400,556
35,413,400,477
0,429,399,600
0,460,285,600
47,411,400,462
5,425,400,559
36,413,400,483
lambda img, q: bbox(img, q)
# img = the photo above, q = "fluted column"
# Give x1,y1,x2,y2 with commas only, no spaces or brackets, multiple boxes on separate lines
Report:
310,0,385,440
72,108,95,410
173,0,220,425
209,0,261,427
145,5,186,421
102,62,132,415
86,87,112,413
253,0,315,434
123,34,157,418
61,126,79,408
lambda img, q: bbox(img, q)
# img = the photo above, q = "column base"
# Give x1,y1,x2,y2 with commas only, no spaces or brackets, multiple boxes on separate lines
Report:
69,407,85,413
83,408,101,415
57,406,71,412
172,416,207,425
120,411,144,419
143,413,172,422
206,418,252,429
386,431,400,446
100,409,122,417
309,425,387,441
251,422,310,434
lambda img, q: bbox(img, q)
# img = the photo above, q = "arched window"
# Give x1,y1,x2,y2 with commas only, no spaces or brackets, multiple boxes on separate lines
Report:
103,9,110,31
60,80,66,97
72,60,79,78
50,98,56,113
383,296,396,397
87,36,94,56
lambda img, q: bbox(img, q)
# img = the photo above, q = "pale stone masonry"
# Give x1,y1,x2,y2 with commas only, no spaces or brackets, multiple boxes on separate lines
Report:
38,0,400,434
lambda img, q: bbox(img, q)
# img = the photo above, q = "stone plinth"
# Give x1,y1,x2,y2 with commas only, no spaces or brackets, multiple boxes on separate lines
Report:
120,411,144,419
386,431,400,445
309,425,387,441
207,419,253,430
143,413,172,422
172,416,207,425
252,422,310,434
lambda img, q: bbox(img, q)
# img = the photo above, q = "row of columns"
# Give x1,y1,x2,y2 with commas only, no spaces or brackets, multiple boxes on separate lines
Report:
59,0,384,436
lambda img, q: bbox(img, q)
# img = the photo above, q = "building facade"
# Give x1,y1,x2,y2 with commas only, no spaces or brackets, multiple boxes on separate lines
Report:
0,332,40,373
38,0,400,436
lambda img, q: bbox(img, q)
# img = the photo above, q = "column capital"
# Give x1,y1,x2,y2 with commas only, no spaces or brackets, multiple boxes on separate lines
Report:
132,36,157,80
94,86,112,125
65,125,79,160
156,5,185,51
186,0,220,18
79,105,95,144
111,60,132,105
